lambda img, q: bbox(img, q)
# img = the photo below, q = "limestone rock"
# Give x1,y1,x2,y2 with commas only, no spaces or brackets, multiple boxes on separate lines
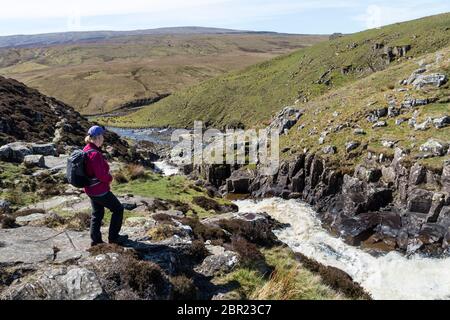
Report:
418,223,446,244
2,267,104,300
353,128,366,135
226,168,256,194
409,163,426,185
338,212,380,246
15,213,48,226
322,145,337,155
437,206,450,228
0,142,32,162
23,155,45,168
433,116,450,129
194,245,239,277
345,141,360,152
414,118,432,131
419,139,448,157
381,140,396,148
412,73,447,89
407,189,433,213
43,155,69,172
0,226,90,265
30,143,57,156
268,107,303,135
372,121,387,129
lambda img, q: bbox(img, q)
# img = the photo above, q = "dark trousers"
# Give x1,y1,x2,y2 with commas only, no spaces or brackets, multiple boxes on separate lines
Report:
89,191,124,244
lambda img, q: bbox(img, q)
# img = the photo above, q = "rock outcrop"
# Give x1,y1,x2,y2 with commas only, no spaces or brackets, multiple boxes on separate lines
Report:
0,76,142,163
217,149,450,256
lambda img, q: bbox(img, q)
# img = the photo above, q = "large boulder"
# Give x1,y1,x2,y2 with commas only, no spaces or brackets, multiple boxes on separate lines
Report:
226,168,256,194
407,189,433,213
412,73,447,89
345,141,360,153
409,163,427,185
402,212,428,235
341,175,392,215
433,116,450,129
0,226,90,265
23,155,45,168
15,213,48,226
194,245,239,277
2,267,104,300
338,212,380,245
405,68,426,85
268,107,303,135
30,143,57,156
419,139,448,157
0,142,32,162
418,223,446,245
375,212,402,239
43,155,69,172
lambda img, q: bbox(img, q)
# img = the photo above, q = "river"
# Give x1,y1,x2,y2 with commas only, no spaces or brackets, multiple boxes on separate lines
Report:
112,127,450,300
235,198,450,300
107,126,180,175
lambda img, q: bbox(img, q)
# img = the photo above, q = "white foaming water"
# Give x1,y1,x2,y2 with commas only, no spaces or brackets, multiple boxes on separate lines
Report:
234,198,450,300
154,161,179,176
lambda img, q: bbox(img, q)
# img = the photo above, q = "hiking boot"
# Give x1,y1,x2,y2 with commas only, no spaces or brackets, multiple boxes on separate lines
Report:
108,234,129,245
91,240,105,247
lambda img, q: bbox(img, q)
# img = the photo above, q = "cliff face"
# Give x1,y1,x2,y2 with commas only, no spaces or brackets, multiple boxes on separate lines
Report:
220,150,450,256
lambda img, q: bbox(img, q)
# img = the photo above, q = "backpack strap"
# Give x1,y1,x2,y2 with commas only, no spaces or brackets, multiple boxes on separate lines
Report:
84,149,99,155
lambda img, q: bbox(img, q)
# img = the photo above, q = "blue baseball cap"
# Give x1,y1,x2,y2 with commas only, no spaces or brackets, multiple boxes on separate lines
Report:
88,125,105,137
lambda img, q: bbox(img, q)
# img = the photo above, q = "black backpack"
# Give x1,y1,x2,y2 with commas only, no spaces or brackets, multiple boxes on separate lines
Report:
66,149,98,188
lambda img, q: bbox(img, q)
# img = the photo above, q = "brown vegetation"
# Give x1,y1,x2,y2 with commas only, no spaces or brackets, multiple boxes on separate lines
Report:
295,252,372,300
170,276,198,300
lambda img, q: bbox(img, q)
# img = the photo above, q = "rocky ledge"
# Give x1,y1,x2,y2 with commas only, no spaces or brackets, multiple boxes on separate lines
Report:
212,149,450,256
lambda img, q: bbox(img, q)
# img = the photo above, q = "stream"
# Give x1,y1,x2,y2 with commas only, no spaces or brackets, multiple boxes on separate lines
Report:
107,126,179,175
112,127,450,300
235,198,450,300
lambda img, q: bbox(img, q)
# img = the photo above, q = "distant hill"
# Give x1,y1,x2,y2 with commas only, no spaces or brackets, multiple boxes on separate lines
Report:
0,32,326,115
106,13,450,129
0,27,296,49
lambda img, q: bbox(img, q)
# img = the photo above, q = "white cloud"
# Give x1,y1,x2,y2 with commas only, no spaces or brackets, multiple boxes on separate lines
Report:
364,5,383,29
0,0,361,33
0,0,448,35
0,0,359,20
0,0,229,19
355,1,450,30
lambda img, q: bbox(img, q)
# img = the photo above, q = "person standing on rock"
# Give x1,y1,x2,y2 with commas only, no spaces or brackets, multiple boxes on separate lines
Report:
83,125,128,247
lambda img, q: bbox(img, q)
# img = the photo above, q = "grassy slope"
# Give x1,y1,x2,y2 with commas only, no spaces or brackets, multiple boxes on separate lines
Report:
0,34,325,115
103,13,450,129
111,169,234,219
280,46,450,171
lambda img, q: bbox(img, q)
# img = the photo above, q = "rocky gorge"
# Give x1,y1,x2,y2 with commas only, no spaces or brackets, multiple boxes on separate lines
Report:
187,56,450,258
0,76,370,301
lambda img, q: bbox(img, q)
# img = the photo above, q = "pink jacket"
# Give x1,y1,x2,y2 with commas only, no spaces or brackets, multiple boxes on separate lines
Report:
83,143,112,196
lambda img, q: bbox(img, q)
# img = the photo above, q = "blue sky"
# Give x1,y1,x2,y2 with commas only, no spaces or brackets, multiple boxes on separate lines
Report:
0,0,449,36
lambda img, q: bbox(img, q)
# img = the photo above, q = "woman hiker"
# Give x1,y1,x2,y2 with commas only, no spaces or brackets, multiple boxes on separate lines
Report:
84,125,128,247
